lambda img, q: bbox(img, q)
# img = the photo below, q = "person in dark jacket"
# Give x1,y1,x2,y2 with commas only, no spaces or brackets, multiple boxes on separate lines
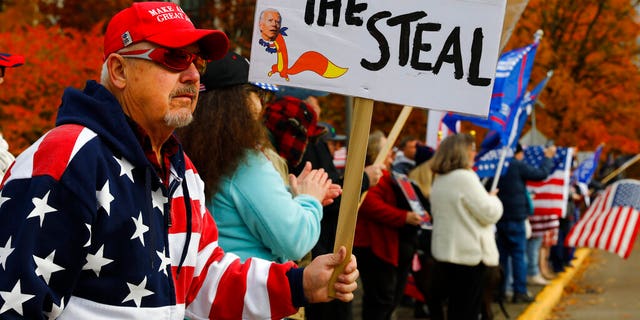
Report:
494,143,556,303
353,131,426,320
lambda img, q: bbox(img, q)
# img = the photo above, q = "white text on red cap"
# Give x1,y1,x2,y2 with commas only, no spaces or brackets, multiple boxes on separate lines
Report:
148,5,192,23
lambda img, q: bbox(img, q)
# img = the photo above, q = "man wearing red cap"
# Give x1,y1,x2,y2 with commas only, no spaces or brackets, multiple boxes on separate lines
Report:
0,52,23,179
0,2,357,319
0,52,24,85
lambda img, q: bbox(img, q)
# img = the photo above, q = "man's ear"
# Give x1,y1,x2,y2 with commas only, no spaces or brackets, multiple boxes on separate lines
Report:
106,54,128,89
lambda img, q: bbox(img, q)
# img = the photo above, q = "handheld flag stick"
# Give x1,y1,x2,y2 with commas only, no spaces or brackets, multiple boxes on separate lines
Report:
375,106,414,166
602,153,640,184
328,97,373,297
357,106,414,207
490,146,510,191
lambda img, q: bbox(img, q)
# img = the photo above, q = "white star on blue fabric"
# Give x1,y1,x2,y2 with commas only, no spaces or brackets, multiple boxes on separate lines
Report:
156,250,172,276
43,298,65,320
131,212,149,246
114,156,135,183
83,223,92,248
0,190,10,208
122,276,154,307
0,280,35,316
0,236,14,270
151,187,167,215
34,250,65,284
27,191,57,227
82,245,113,277
96,180,115,216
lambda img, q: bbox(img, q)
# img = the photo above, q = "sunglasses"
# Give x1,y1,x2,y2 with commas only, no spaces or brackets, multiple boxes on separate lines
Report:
118,48,207,75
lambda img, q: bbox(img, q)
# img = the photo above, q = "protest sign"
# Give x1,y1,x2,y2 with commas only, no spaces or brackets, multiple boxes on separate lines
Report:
249,0,507,116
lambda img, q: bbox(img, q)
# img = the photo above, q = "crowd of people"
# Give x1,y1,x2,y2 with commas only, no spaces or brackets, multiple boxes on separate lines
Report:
0,2,598,320
0,2,357,319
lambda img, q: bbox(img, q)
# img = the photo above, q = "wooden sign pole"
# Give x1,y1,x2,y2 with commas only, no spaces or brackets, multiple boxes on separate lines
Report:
356,106,414,206
500,0,530,51
374,106,413,166
328,97,373,297
328,104,413,296
602,153,640,184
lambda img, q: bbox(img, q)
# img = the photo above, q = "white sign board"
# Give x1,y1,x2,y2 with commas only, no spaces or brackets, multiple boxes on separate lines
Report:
248,0,507,116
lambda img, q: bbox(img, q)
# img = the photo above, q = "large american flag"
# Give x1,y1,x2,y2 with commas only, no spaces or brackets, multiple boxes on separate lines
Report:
525,146,574,218
566,179,640,259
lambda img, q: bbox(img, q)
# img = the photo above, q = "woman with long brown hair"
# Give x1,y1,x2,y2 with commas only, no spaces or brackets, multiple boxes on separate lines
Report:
177,51,334,263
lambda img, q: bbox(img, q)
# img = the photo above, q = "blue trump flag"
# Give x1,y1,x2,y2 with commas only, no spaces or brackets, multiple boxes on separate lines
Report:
443,31,541,139
572,144,604,205
474,73,552,178
573,144,603,187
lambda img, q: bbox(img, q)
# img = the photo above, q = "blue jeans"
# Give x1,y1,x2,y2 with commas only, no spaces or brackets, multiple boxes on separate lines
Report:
497,220,527,294
526,236,543,276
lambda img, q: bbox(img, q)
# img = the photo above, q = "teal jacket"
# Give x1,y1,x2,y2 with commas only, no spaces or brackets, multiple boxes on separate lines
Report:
210,150,323,262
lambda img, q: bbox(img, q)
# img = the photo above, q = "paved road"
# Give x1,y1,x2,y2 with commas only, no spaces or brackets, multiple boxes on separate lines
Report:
548,235,640,319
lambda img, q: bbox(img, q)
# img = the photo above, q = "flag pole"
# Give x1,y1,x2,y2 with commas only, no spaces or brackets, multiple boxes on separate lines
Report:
601,153,640,184
374,106,413,166
490,146,509,191
490,32,545,191
357,106,413,209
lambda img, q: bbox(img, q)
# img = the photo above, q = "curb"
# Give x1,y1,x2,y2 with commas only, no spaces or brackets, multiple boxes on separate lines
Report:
517,248,591,320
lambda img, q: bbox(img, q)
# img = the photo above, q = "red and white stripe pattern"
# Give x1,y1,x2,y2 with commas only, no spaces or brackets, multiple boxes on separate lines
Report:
566,179,640,259
1,124,95,187
526,146,574,218
333,146,346,171
529,214,560,238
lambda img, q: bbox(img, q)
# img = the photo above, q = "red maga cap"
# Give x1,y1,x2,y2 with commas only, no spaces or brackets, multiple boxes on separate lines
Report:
0,53,25,68
103,2,229,61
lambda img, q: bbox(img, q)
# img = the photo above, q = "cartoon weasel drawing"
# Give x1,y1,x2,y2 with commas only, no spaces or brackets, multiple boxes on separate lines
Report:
261,28,348,81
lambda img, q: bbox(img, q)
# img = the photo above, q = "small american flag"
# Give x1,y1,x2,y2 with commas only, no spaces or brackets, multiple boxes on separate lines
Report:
333,146,346,171
525,146,574,218
565,179,640,259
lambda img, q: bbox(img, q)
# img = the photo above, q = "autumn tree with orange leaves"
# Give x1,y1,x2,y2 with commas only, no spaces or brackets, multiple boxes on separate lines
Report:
0,0,129,153
505,0,640,155
0,24,104,152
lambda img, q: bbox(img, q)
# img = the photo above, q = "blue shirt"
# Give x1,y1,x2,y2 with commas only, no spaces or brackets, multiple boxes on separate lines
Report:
210,150,323,262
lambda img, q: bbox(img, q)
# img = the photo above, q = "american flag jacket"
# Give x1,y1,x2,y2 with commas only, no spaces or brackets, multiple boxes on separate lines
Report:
0,81,303,319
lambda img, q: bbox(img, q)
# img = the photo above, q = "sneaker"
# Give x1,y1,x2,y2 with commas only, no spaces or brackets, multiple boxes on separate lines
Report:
527,274,549,286
512,292,535,303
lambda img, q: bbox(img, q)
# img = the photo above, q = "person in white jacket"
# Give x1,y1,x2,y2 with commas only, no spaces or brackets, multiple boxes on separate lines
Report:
427,133,503,320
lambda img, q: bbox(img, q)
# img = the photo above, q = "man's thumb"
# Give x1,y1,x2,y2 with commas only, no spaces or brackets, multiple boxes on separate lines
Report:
329,246,347,266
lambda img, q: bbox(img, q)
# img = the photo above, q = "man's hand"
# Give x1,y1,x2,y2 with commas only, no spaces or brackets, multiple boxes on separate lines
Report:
405,211,423,226
303,246,359,303
543,145,557,158
363,164,384,187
